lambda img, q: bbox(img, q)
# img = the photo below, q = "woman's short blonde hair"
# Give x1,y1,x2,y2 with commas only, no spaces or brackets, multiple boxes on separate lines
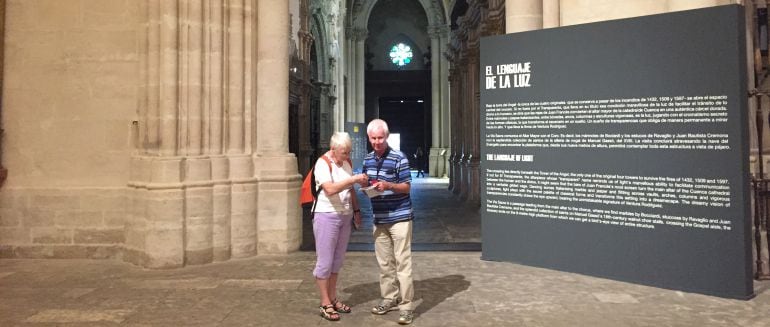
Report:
330,132,352,150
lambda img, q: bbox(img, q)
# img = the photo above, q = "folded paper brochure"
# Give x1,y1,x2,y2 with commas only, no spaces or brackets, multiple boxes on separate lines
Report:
360,185,393,198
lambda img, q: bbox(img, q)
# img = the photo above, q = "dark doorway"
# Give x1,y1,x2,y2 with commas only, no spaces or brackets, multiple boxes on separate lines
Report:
378,96,429,167
364,69,431,167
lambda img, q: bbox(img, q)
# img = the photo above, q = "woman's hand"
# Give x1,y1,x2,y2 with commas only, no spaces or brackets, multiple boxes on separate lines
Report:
352,173,368,186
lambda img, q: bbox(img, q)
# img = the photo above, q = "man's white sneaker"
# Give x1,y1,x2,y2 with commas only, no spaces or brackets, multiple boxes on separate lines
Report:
371,298,399,315
398,310,413,325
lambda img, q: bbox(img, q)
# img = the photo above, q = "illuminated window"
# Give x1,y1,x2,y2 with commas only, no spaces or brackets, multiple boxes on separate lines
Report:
389,43,413,67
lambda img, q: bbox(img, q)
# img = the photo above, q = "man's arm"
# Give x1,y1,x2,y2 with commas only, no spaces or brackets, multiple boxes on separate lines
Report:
372,155,411,194
376,180,410,194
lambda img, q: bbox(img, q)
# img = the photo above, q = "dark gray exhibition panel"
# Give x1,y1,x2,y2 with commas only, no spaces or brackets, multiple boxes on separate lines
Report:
480,5,752,299
345,122,367,173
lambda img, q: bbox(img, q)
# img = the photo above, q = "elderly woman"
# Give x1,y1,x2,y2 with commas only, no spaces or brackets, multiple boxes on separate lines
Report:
313,132,368,321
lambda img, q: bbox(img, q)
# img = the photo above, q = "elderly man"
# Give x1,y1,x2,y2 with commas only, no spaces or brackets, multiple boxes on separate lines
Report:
362,119,415,325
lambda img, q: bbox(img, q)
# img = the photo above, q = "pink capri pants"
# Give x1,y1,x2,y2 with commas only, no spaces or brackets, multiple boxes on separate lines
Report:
312,212,353,279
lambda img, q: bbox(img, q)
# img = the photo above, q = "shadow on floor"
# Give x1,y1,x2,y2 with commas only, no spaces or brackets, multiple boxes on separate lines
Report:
342,274,471,316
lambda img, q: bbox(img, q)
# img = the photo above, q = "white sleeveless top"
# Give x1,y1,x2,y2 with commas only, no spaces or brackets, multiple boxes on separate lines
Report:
314,153,353,214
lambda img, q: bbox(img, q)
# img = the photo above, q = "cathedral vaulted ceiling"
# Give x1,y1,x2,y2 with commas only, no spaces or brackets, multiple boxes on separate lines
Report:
350,0,447,27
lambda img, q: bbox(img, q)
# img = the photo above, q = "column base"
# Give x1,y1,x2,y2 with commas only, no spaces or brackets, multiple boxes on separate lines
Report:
429,147,449,177
459,154,469,200
466,158,480,207
253,153,302,254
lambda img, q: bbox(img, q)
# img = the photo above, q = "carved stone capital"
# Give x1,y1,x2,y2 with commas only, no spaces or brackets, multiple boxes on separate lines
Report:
352,28,368,41
427,25,442,39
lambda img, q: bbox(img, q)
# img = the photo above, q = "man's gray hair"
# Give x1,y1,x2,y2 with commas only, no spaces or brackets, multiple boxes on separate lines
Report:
330,132,352,150
367,119,390,136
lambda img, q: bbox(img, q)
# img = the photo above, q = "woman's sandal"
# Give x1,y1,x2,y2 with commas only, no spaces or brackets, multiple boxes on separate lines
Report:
332,298,352,313
319,304,340,321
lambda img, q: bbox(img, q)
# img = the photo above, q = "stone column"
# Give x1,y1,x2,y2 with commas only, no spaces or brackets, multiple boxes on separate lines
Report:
181,0,203,156
543,0,560,28
129,0,289,268
354,28,367,123
459,58,469,199
205,0,231,262
440,26,451,177
336,26,346,132
127,0,185,269
467,50,481,205
345,26,354,127
506,0,543,33
428,26,442,177
452,62,465,195
227,0,245,155
255,0,302,254
448,67,459,191
159,1,180,157
226,0,257,259
180,0,213,266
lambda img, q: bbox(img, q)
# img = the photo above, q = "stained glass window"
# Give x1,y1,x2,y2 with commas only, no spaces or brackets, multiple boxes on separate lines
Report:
389,43,413,67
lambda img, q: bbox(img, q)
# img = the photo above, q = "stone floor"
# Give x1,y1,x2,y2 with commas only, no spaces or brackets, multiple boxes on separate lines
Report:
3,175,769,326
302,175,482,251
1,252,769,326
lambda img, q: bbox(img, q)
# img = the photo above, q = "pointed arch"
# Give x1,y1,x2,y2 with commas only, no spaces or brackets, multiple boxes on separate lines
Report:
310,13,330,83
352,0,446,31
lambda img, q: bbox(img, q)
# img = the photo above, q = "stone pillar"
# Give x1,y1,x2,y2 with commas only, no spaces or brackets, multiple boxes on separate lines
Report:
336,25,346,132
205,0,223,155
205,0,230,262
440,26,451,177
227,0,257,259
543,0,560,28
452,63,465,195
428,26,442,177
159,1,180,157
354,28,367,123
182,1,203,156
179,0,213,265
467,50,481,205
227,0,245,154
127,0,262,268
255,0,302,254
448,67,459,191
506,0,543,33
458,58,469,199
345,26,354,127
127,0,185,269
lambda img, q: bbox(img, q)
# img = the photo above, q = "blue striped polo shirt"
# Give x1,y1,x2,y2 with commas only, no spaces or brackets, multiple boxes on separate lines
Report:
363,147,413,225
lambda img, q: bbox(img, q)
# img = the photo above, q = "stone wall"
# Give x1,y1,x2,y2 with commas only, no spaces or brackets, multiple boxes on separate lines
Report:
0,0,139,259
0,0,301,268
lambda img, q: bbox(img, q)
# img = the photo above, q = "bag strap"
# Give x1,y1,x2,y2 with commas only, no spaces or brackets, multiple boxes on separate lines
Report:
311,154,336,215
375,147,391,179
